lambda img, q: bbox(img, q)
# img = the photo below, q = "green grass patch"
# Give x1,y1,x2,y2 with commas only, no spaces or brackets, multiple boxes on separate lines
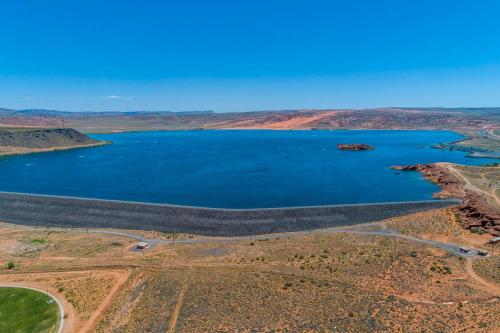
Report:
0,287,60,333
30,238,47,244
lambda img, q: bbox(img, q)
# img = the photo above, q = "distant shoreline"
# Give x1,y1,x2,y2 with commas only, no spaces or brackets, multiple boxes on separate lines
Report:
83,127,465,134
0,140,110,157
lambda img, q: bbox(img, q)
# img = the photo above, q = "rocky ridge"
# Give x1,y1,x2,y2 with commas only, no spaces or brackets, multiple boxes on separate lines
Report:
0,128,106,155
392,164,500,236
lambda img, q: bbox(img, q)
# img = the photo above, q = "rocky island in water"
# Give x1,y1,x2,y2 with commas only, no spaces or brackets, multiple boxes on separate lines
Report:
336,143,375,151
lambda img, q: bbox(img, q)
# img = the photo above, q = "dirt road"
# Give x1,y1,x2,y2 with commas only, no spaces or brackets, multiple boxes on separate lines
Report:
78,270,131,333
465,258,500,297
443,163,500,207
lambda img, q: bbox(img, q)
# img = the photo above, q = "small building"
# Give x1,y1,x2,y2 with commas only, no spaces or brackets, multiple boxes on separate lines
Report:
136,242,150,250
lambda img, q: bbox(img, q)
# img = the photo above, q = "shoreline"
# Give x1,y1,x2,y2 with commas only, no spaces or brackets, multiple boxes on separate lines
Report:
432,129,500,159
0,140,111,157
394,163,499,236
0,190,461,211
83,127,468,134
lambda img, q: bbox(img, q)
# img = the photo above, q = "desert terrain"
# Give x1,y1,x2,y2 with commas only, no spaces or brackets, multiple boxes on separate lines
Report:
1,206,499,333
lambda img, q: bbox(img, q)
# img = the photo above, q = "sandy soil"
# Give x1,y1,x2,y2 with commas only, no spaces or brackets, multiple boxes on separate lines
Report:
78,270,131,333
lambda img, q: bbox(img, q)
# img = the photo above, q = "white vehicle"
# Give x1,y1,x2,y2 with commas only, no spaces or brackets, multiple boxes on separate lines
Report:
476,250,488,256
489,237,500,244
459,247,470,254
136,241,150,250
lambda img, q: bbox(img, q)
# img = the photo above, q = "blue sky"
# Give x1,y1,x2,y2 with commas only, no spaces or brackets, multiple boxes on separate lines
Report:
1,0,500,112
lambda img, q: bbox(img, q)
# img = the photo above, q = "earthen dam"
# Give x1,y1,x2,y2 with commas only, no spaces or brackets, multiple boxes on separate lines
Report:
0,192,459,236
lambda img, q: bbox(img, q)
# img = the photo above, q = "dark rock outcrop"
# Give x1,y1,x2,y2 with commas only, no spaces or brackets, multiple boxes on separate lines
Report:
0,128,100,149
337,143,375,151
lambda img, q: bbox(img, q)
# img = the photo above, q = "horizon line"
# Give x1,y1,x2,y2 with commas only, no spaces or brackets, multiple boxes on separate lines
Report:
2,106,500,114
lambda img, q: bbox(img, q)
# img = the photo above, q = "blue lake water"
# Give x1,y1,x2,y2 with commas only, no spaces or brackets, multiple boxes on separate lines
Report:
0,130,495,208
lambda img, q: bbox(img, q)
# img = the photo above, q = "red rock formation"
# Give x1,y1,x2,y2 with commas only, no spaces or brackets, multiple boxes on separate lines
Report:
336,143,375,151
391,165,421,171
392,163,499,236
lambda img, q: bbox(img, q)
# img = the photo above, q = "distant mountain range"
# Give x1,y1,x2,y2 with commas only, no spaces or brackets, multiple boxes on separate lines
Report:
0,107,498,134
0,108,215,117
1,107,500,117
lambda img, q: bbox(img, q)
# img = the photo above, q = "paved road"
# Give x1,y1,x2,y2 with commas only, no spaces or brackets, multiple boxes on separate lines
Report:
89,222,480,258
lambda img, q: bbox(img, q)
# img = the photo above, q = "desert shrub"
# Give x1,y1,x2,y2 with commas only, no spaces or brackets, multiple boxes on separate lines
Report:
30,238,46,244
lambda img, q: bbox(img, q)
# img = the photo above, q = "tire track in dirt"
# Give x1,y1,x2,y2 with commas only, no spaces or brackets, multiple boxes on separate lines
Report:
78,270,131,333
444,163,500,206
465,258,500,297
166,272,190,333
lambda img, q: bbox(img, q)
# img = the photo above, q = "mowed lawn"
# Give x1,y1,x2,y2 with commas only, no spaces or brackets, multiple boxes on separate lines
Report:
0,287,60,333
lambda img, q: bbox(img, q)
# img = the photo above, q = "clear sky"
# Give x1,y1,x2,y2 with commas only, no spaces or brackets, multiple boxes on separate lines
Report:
1,0,500,112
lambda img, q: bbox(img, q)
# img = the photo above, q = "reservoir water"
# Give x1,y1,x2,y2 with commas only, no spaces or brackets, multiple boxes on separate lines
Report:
0,130,494,208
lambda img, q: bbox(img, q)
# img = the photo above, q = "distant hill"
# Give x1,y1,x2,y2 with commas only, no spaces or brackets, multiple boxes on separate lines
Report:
0,108,215,117
397,107,500,116
0,107,498,133
0,127,100,148
0,128,106,155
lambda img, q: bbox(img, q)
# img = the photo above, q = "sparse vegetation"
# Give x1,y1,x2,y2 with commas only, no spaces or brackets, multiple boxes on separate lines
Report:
0,208,498,332
30,238,47,244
